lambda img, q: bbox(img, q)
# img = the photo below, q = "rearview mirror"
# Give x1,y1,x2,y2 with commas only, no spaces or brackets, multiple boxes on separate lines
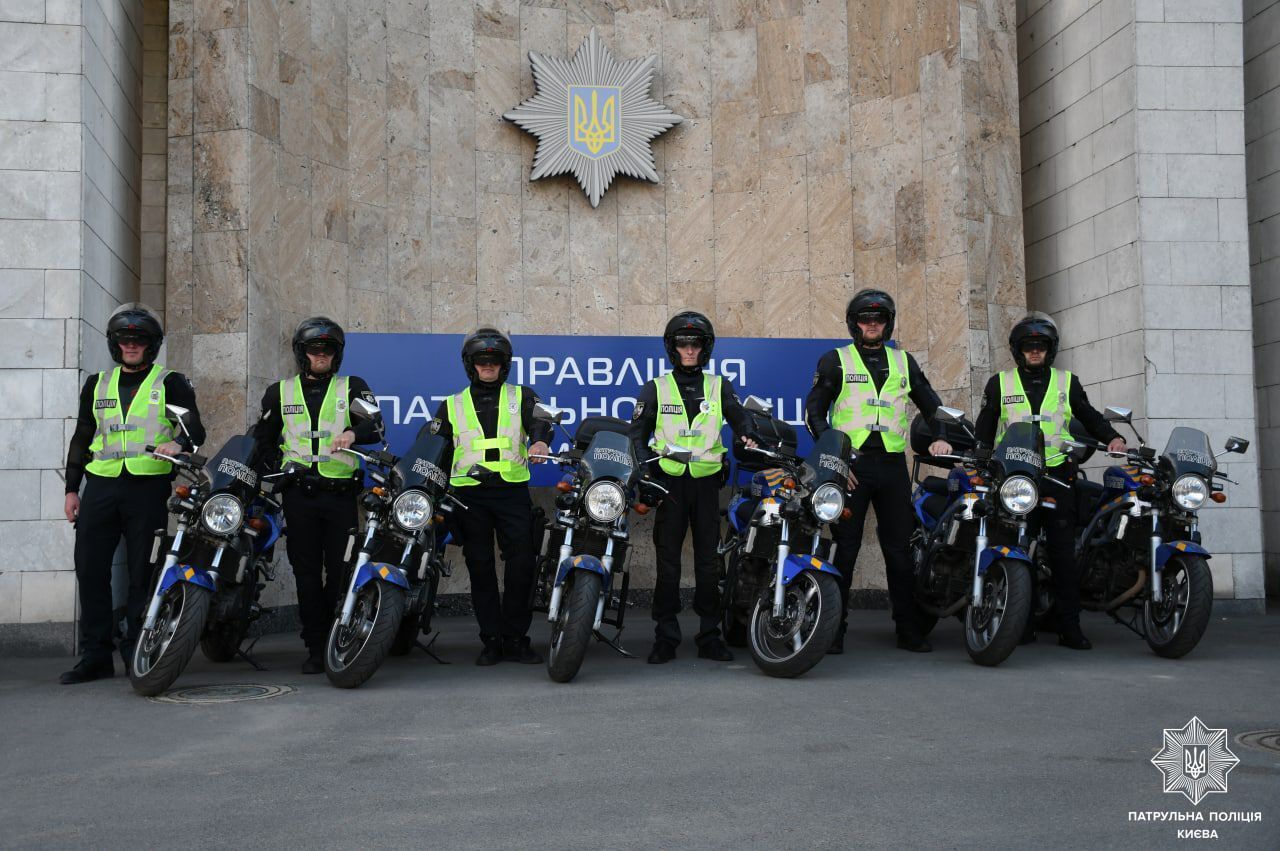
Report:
533,403,566,424
349,397,382,422
165,404,191,425
1225,436,1249,454
1104,406,1132,423
934,406,966,425
1059,440,1089,462
743,395,773,415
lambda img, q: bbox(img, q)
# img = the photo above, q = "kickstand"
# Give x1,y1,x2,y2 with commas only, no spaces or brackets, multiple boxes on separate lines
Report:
1108,606,1146,638
593,629,635,658
236,635,267,671
416,632,449,664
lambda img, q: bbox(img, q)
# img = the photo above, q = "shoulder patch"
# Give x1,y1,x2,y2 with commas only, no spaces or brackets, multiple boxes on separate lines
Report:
632,401,645,419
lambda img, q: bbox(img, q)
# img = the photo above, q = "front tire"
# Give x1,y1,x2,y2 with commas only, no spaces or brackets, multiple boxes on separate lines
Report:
748,571,841,678
129,584,211,696
324,582,406,689
1144,555,1213,659
964,558,1031,667
547,571,601,683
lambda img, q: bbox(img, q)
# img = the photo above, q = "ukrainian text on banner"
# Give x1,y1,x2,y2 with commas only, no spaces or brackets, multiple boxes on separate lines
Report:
345,334,845,486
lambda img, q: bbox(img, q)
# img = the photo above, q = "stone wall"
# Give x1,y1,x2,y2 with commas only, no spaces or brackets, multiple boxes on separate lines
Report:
1018,0,1265,608
0,0,145,651
1244,0,1280,596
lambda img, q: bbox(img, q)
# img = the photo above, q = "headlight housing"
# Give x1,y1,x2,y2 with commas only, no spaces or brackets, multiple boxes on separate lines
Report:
1171,474,1208,511
201,494,244,536
584,481,626,523
998,475,1038,516
393,490,433,531
811,483,844,523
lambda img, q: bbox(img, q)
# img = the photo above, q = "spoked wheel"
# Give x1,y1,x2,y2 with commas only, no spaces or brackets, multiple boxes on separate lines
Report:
1144,555,1213,659
748,571,841,678
129,583,211,696
964,558,1031,667
547,570,600,683
324,581,406,689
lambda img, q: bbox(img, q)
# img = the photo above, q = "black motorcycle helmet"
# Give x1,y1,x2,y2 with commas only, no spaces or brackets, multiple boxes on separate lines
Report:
292,316,346,375
461,327,513,383
106,302,164,365
663,311,715,370
1008,311,1060,369
845,289,896,343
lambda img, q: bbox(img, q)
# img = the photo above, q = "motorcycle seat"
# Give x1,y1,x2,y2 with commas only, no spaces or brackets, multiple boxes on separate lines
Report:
1074,478,1105,513
920,476,949,495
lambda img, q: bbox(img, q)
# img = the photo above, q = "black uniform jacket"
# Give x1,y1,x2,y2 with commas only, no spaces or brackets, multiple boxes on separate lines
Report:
65,367,205,493
804,343,944,453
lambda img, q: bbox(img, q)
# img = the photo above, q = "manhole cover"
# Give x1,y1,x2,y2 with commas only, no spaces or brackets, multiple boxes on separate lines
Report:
1234,730,1280,755
148,684,296,705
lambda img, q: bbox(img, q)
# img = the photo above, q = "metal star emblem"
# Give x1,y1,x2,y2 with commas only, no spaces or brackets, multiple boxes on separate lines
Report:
504,28,683,207
1150,716,1240,805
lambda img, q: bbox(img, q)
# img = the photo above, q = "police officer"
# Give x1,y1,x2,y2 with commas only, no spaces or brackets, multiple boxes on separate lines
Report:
60,304,205,684
252,317,381,673
805,290,950,654
629,312,758,664
974,312,1126,650
432,328,552,666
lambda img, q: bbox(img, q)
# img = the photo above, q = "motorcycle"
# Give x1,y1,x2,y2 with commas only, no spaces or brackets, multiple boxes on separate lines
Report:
529,407,686,683
130,407,290,696
907,407,1043,666
719,397,846,678
324,399,461,688
1059,407,1249,658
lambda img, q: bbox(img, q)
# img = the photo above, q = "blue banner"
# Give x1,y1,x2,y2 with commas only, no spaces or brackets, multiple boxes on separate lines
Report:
345,333,846,485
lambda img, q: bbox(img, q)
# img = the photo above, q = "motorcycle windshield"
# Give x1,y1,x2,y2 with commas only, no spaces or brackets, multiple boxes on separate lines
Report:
993,421,1045,479
205,434,261,498
800,429,853,488
1161,427,1215,479
393,433,452,496
580,429,638,486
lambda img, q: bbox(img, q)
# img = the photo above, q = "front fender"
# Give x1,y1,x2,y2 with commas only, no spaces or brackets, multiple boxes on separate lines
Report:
1156,540,1211,568
555,554,608,585
781,554,842,586
158,564,216,593
977,545,1032,575
353,561,410,590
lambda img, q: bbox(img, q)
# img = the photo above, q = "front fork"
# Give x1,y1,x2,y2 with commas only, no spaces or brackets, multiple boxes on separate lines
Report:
547,526,574,621
1149,509,1163,603
143,525,188,629
594,538,615,630
772,519,792,617
971,516,989,604
339,519,379,626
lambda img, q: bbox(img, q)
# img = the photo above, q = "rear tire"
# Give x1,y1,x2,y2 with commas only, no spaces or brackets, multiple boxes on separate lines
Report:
964,559,1031,667
547,571,601,683
200,622,246,663
388,612,421,657
324,582,406,689
720,551,749,647
129,584,211,697
1144,555,1213,659
748,571,841,678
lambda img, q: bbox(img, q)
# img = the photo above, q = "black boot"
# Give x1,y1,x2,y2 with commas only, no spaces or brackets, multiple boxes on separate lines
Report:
827,630,845,655
1019,623,1038,645
696,638,734,662
502,636,543,664
59,657,114,685
896,631,932,653
476,637,504,666
647,640,677,664
1058,621,1092,650
301,651,325,674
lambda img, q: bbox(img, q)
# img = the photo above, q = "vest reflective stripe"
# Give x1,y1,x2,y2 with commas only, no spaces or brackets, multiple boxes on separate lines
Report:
829,345,911,452
652,373,726,478
448,384,530,487
85,365,176,477
996,368,1074,468
279,375,357,478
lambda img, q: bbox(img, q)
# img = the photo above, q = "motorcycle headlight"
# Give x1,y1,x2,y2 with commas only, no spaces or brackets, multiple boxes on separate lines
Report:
810,483,844,523
1171,475,1207,511
998,475,1038,516
201,494,243,536
393,490,433,531
584,481,626,523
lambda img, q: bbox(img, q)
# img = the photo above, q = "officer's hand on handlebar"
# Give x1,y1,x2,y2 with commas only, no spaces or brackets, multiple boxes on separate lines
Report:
738,433,761,450
928,439,952,458
331,429,356,451
529,441,550,464
155,441,183,457
1107,437,1127,454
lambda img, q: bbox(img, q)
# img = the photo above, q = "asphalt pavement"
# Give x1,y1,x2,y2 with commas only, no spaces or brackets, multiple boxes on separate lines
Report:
1,609,1277,849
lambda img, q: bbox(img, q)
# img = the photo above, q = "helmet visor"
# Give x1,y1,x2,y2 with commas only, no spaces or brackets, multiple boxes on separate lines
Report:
1019,338,1050,354
855,310,889,326
472,352,504,366
114,332,153,346
304,341,338,356
672,334,705,349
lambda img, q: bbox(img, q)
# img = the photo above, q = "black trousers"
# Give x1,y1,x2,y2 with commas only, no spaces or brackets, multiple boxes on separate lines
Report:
283,486,358,652
652,473,721,647
73,474,171,664
1034,474,1082,625
830,451,918,635
456,485,536,642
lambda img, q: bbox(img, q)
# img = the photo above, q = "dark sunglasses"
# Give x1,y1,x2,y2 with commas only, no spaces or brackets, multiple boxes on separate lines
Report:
1020,340,1049,352
856,311,888,325
305,342,337,355
473,354,504,366
116,334,151,346
673,335,704,349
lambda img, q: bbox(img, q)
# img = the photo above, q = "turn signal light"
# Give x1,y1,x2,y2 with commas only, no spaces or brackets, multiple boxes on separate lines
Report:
556,480,574,493
247,517,268,531
633,502,650,515
1210,492,1227,504
174,485,191,498
371,486,386,497
840,507,852,520
1139,475,1156,486
434,514,445,524
782,477,797,491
